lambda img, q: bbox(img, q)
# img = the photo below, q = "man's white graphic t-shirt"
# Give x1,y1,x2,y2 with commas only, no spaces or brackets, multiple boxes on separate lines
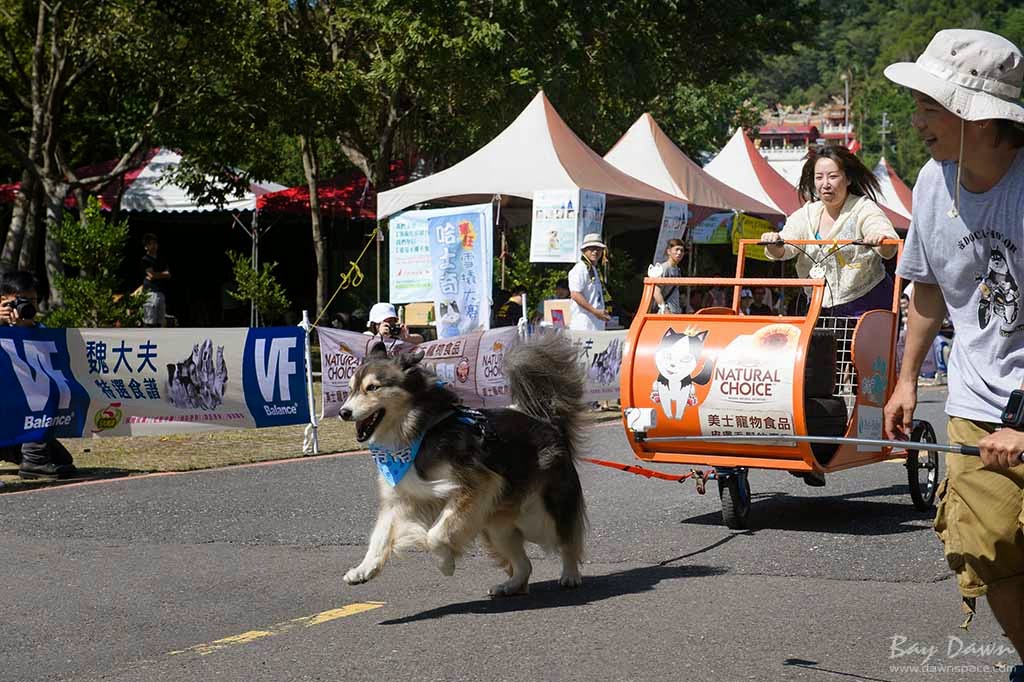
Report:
897,150,1024,422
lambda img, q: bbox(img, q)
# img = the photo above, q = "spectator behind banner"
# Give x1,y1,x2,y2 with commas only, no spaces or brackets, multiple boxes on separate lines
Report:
568,233,612,331
738,288,754,315
0,271,77,480
365,302,423,344
652,238,685,313
760,145,899,317
493,285,527,328
749,286,774,315
141,233,171,327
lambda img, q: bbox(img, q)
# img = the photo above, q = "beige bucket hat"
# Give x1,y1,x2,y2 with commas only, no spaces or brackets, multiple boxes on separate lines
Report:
580,233,607,250
884,29,1024,123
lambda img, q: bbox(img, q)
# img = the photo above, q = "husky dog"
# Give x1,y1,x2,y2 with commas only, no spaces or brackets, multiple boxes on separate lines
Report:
339,333,586,597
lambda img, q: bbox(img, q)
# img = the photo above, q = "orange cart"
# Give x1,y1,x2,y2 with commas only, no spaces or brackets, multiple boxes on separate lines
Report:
620,239,941,529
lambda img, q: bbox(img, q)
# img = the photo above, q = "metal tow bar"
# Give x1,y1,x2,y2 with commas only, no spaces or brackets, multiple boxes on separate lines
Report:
637,434,1024,463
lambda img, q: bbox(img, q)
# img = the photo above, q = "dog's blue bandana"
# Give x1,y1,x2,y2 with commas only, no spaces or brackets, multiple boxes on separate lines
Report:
369,440,423,487
368,406,489,487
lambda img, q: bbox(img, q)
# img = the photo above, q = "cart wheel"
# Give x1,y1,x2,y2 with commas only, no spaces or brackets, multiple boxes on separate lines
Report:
906,420,940,511
718,468,751,529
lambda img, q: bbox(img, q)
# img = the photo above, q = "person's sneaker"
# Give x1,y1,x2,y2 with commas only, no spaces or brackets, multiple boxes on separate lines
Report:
18,462,77,481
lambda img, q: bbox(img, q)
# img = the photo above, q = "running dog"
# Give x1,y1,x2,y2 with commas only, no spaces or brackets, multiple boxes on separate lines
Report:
338,333,587,597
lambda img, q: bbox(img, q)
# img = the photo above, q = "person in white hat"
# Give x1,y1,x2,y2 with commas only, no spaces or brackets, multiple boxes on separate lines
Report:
881,29,1024,672
567,233,612,331
365,302,423,344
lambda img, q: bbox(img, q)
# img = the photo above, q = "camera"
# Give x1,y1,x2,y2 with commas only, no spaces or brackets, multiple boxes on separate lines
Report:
388,324,402,339
1,296,36,323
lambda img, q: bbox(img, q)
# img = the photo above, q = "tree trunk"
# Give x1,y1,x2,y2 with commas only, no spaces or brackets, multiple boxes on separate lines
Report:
41,180,68,308
16,184,41,272
299,133,328,316
1,170,36,273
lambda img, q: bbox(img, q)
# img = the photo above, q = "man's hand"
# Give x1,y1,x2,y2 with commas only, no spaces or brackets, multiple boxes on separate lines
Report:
884,381,918,440
596,308,612,322
978,428,1024,469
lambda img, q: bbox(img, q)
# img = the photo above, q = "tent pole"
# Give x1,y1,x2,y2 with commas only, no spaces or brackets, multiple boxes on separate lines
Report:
494,195,505,290
252,210,260,327
376,220,382,303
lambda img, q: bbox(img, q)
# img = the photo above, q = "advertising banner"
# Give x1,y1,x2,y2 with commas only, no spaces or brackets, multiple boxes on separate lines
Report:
697,324,799,439
579,190,607,244
566,328,627,402
529,189,579,263
691,211,734,244
317,326,520,419
388,203,494,335
731,213,776,261
388,213,433,303
653,201,690,263
0,326,309,446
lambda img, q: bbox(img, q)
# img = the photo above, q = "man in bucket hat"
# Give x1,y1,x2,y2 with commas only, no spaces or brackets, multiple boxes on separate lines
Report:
882,29,1024,678
567,232,612,331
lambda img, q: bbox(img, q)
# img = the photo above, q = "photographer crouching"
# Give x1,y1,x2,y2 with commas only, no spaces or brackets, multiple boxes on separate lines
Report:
364,302,423,344
0,271,77,480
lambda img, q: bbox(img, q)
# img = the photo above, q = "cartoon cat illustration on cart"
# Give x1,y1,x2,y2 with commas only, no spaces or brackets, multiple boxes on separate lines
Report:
650,326,713,419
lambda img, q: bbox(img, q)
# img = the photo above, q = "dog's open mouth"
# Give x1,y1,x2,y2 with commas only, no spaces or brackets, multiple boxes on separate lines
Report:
356,409,385,442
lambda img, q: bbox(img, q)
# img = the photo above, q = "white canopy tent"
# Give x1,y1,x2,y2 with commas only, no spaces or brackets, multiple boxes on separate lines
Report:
99,147,287,325
704,128,805,217
604,113,782,221
872,156,913,222
109,148,286,213
376,91,682,221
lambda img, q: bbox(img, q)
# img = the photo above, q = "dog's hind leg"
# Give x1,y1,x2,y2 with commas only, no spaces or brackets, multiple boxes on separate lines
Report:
483,523,532,597
344,502,397,585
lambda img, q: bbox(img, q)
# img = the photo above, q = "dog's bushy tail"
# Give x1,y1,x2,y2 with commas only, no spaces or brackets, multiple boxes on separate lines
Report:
504,331,585,458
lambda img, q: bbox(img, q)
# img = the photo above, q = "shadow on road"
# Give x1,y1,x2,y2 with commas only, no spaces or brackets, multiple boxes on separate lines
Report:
783,657,895,682
679,485,935,535
378,562,727,625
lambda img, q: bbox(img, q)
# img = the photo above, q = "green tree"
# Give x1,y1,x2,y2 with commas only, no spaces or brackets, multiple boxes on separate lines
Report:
45,197,144,327
226,250,291,326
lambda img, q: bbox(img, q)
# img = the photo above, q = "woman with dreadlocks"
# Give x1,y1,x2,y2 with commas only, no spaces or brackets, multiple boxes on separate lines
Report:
568,232,612,331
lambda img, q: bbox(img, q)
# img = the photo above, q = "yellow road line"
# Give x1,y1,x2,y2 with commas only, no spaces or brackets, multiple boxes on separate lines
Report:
169,602,385,657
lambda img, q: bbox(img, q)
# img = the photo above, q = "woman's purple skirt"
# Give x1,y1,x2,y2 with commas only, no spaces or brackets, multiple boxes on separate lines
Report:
822,276,895,317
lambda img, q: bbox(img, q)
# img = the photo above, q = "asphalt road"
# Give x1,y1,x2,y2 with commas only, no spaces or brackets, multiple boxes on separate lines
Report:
1,387,1019,682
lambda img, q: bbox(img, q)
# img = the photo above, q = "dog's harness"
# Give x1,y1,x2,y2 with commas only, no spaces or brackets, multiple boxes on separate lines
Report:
369,406,497,487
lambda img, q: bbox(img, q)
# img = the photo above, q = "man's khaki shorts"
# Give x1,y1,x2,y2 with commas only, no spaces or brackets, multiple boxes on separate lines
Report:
934,417,1024,598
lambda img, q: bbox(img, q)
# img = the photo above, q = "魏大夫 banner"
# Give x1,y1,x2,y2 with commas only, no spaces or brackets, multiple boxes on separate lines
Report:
0,326,309,446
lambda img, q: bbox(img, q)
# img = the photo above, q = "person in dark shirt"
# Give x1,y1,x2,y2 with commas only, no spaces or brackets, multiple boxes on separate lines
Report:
749,286,774,315
141,233,170,327
493,285,527,328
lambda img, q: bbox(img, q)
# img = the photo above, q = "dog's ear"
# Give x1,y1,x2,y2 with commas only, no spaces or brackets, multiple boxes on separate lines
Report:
367,341,388,360
399,349,424,369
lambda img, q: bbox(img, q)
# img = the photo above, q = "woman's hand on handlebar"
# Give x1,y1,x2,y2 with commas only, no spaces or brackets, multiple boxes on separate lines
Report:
759,232,783,245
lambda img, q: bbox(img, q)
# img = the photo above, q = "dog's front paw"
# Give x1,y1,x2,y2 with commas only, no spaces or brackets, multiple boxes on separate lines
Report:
488,580,529,598
434,547,456,576
343,563,379,585
559,569,583,589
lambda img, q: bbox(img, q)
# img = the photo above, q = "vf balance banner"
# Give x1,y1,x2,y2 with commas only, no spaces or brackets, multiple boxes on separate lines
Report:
0,326,309,447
